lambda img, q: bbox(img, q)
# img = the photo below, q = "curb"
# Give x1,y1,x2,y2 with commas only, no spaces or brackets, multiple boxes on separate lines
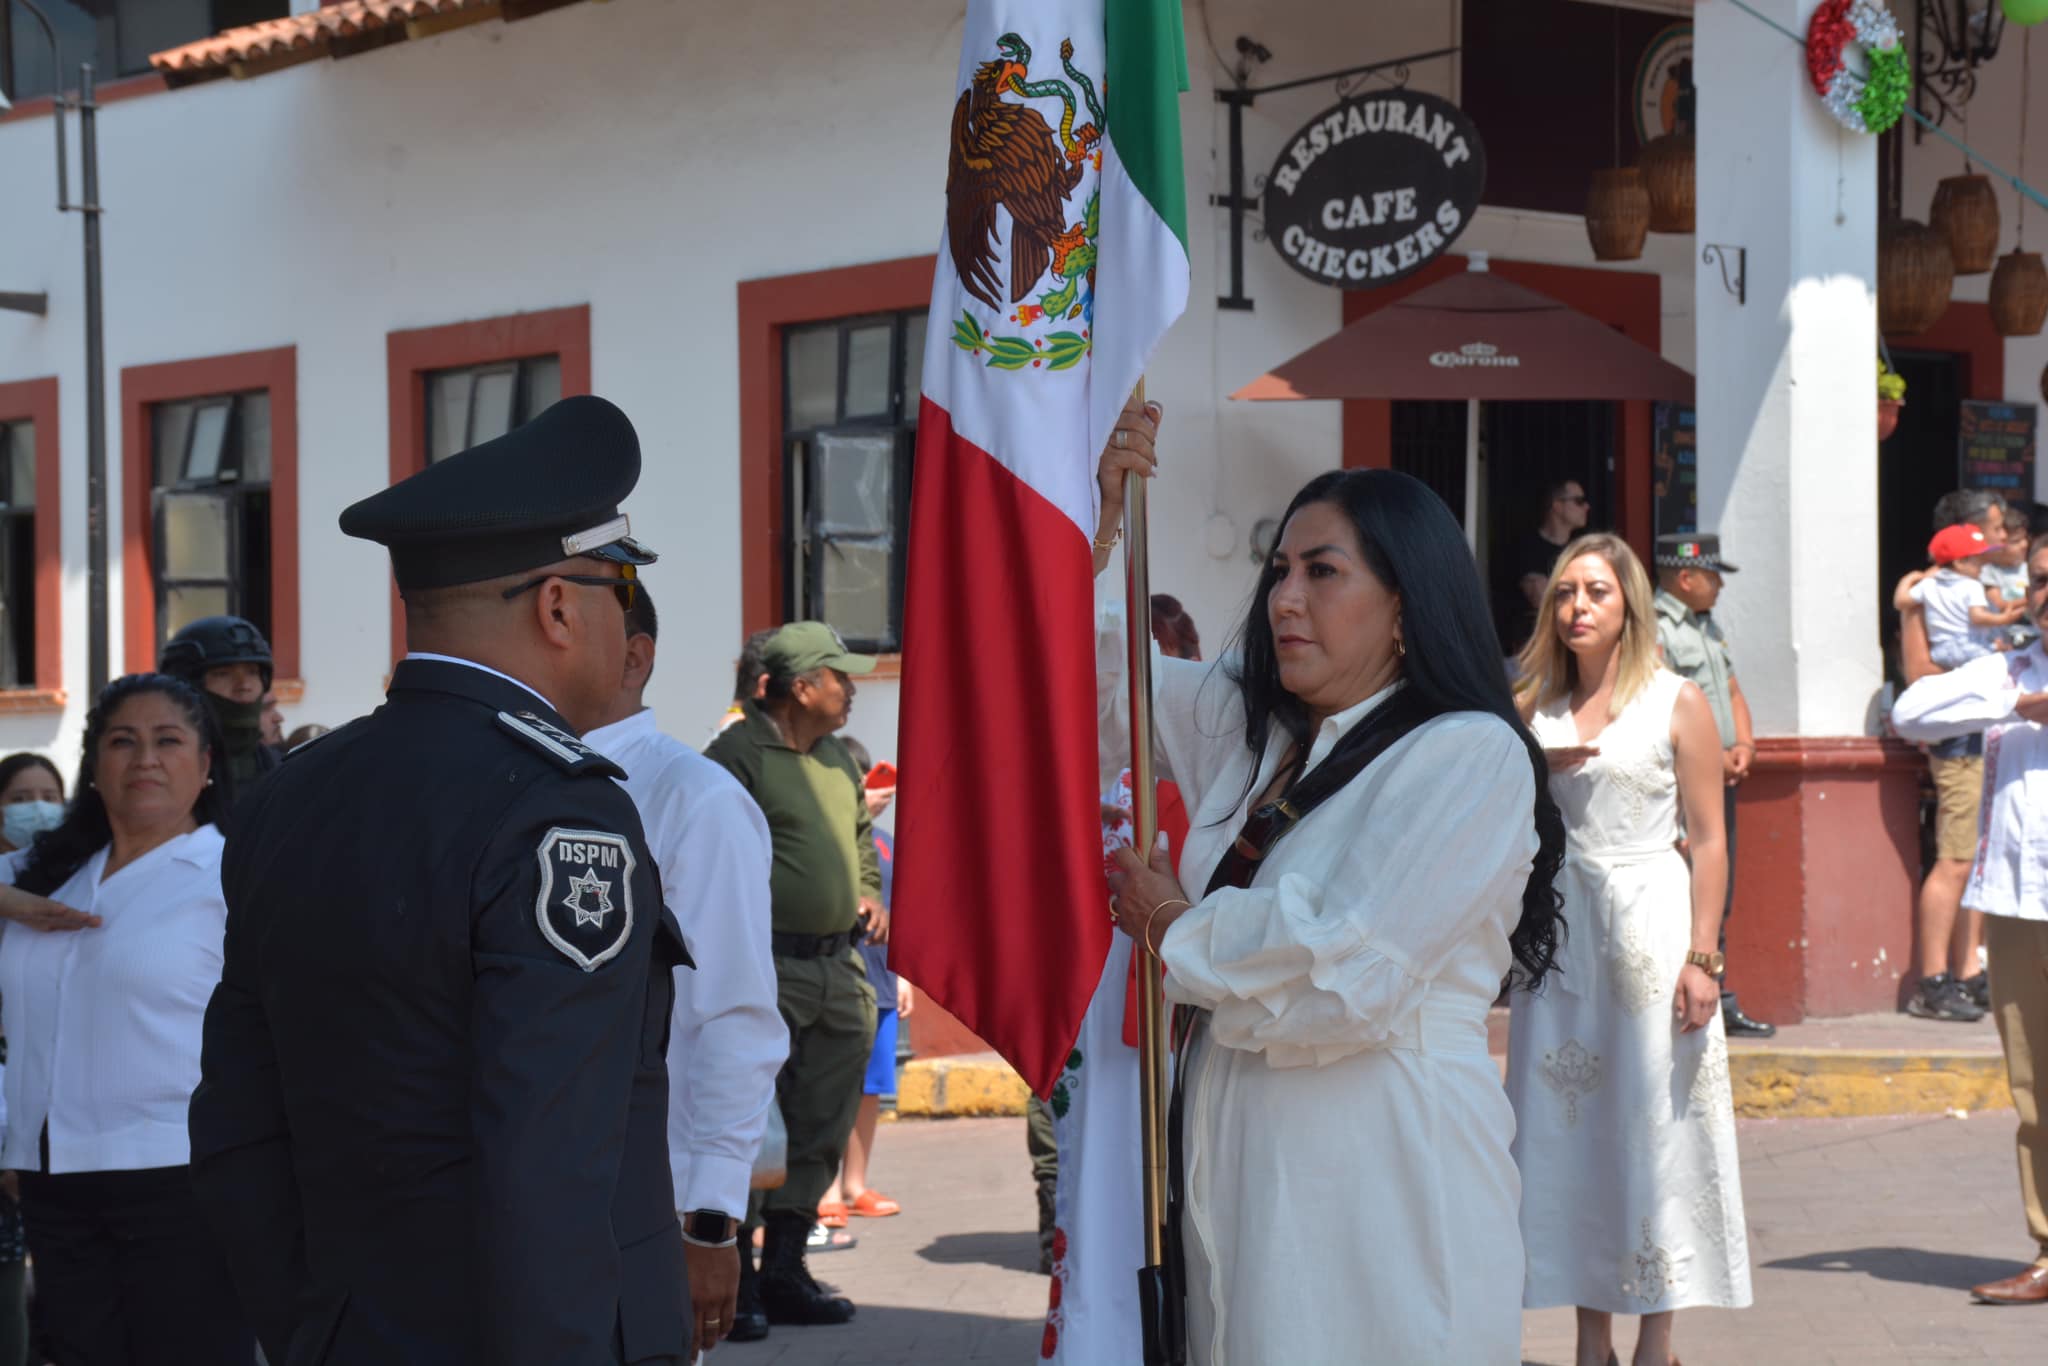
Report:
1728,1047,2010,1119
899,1048,2015,1120
897,1052,1032,1117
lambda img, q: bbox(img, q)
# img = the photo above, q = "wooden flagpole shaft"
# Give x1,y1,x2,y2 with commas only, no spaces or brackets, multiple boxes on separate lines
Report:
1122,465,1170,1268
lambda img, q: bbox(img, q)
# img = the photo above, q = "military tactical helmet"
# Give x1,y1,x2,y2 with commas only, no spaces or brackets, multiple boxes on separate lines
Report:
159,616,274,689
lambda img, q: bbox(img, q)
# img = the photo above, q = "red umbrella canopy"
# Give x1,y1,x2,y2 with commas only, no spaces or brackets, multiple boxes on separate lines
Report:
1232,267,1695,403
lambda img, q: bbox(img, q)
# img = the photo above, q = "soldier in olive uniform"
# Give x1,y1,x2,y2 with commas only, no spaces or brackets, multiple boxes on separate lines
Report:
704,623,882,1339
188,396,693,1364
1653,532,1773,1039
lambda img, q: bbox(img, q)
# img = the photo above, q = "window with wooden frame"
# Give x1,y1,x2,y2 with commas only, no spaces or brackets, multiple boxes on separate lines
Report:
0,420,38,689
121,347,298,682
0,378,62,706
148,389,274,645
424,355,563,462
781,309,926,654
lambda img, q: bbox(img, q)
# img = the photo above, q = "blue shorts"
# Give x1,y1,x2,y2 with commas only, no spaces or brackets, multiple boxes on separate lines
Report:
864,1008,899,1095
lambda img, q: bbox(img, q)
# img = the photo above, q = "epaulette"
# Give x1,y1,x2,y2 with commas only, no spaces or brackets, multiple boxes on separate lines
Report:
495,711,626,779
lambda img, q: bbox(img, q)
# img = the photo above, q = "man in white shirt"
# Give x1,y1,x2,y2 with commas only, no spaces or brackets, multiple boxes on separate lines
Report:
584,585,788,1352
1894,533,2048,1305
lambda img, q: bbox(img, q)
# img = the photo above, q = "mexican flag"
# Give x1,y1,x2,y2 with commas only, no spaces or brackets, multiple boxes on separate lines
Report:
892,0,1189,1099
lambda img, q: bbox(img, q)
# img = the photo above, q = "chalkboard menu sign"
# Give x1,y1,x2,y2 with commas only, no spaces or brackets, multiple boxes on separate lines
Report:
1959,401,2037,497
1653,403,1697,537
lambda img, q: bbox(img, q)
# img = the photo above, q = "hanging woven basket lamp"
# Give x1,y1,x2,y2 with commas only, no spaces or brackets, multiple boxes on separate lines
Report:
1991,250,2048,336
1638,133,1696,234
1878,219,1956,335
1587,168,1652,262
1930,173,2002,275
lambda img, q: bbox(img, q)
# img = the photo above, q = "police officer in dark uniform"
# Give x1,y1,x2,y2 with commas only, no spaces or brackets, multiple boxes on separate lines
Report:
159,614,282,789
188,396,693,1365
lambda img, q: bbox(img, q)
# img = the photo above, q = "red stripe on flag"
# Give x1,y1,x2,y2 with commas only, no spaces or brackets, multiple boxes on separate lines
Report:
891,397,1112,1098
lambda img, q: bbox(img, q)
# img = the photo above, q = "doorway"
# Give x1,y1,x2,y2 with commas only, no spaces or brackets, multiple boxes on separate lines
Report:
1877,350,1964,680
1391,397,1618,652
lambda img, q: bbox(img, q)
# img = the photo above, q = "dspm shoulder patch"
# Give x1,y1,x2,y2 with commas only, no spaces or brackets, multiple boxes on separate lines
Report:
534,827,636,971
497,711,625,778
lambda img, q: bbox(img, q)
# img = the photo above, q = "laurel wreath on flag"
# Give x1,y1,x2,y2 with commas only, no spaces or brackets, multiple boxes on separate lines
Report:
951,311,1093,371
1805,0,1909,135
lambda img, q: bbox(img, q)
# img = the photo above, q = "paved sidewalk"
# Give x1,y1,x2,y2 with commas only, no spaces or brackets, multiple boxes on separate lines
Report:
726,1110,2048,1365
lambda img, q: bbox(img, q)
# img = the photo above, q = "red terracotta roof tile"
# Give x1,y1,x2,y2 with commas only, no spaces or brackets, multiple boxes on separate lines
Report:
151,0,545,80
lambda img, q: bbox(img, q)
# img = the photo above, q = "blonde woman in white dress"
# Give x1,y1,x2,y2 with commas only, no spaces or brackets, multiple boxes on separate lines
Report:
1507,533,1752,1366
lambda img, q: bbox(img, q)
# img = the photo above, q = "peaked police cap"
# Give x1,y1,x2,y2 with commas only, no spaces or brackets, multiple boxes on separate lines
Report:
339,395,658,592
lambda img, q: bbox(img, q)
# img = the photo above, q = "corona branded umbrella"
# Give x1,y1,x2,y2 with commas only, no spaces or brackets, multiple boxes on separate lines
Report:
1232,254,1694,542
1231,255,1696,403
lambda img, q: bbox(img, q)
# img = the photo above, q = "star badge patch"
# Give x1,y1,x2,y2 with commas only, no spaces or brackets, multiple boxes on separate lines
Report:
534,827,636,971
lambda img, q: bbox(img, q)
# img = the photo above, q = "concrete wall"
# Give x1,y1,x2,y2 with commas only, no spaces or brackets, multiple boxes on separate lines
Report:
0,0,2041,775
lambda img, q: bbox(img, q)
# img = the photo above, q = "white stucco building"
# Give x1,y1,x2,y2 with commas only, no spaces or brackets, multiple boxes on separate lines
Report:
2,0,2043,1024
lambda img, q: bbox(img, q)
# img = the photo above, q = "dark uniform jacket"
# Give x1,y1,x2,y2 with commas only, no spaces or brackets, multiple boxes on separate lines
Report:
188,658,691,1365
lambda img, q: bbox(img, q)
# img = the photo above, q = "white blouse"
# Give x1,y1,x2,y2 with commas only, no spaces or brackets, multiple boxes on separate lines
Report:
0,826,228,1173
1095,595,1538,1065
1893,642,2048,923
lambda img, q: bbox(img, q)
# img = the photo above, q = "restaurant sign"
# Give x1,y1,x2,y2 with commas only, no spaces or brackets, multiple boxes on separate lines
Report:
1261,89,1486,291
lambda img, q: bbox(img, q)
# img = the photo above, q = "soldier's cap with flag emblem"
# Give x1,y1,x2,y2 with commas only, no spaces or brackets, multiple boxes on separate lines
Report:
762,621,878,677
1653,532,1738,574
339,394,657,592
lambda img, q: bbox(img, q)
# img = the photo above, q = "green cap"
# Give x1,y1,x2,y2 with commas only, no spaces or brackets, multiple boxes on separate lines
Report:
763,621,878,677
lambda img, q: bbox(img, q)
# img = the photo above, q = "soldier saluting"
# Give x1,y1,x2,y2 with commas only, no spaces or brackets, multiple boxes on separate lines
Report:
188,396,692,1364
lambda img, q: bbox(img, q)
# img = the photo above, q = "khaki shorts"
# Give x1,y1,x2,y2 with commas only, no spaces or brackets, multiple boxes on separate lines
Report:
1930,754,1985,863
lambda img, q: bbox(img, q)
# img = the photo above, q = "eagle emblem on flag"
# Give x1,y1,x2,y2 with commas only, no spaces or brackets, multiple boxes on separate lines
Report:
946,32,1103,372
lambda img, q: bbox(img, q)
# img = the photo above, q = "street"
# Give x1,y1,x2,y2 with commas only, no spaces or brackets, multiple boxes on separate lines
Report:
725,1111,2048,1365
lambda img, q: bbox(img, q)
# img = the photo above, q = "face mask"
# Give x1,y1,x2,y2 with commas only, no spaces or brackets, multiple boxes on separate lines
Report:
2,801,64,849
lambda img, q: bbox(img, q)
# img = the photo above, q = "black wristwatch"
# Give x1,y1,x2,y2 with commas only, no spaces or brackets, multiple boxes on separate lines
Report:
682,1210,739,1246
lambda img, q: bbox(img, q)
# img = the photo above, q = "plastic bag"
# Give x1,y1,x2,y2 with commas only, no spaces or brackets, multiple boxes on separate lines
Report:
750,1101,788,1191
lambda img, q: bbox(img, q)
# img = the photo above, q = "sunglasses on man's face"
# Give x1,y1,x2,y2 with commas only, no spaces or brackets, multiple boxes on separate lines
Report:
1558,494,1590,507
501,561,638,613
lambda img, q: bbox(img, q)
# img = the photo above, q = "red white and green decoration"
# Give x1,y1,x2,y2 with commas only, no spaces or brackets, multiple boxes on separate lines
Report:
1806,0,1909,135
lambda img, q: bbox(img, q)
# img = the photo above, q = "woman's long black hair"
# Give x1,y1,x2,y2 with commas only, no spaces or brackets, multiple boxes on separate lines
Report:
1226,469,1567,990
15,674,235,897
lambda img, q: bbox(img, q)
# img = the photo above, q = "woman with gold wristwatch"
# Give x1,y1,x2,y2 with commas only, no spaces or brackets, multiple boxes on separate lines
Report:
1507,533,1752,1366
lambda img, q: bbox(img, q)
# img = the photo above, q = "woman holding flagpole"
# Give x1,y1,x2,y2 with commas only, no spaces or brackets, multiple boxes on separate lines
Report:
1094,398,1566,1365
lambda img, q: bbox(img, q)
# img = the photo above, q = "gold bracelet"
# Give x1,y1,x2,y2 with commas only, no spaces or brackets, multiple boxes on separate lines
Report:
1141,897,1192,953
1093,528,1122,552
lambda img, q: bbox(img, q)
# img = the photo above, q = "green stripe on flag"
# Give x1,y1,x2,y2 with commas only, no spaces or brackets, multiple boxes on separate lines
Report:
1106,0,1189,252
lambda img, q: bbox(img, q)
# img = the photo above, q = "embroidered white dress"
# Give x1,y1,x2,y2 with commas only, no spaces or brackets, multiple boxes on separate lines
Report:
1509,669,1752,1313
1099,602,1539,1366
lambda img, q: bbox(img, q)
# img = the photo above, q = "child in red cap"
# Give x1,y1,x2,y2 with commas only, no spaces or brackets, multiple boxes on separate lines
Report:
1912,524,2028,668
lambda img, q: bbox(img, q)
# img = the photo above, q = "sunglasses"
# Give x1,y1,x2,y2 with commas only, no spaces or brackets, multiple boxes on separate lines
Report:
1558,494,1590,506
500,561,638,613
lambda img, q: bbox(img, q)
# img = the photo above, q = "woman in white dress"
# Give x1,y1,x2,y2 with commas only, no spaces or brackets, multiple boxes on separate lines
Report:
1508,533,1752,1366
1095,399,1567,1365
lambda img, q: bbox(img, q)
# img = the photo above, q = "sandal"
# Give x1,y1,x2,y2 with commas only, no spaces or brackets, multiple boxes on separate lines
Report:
816,1200,849,1229
805,1222,858,1253
848,1189,901,1218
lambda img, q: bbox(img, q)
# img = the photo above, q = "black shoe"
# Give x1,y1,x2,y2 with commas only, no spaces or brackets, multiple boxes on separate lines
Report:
1722,1003,1777,1038
1907,972,1987,1022
1965,971,1992,1012
728,1234,770,1342
759,1212,856,1326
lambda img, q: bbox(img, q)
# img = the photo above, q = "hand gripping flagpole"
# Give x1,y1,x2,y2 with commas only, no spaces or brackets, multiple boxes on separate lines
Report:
1124,386,1184,1366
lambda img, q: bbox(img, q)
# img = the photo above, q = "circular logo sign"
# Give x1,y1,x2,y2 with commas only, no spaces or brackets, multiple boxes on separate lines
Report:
1633,23,1694,144
1261,89,1486,291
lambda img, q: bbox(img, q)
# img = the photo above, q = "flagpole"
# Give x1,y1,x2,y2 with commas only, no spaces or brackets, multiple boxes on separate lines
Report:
1123,386,1182,1365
